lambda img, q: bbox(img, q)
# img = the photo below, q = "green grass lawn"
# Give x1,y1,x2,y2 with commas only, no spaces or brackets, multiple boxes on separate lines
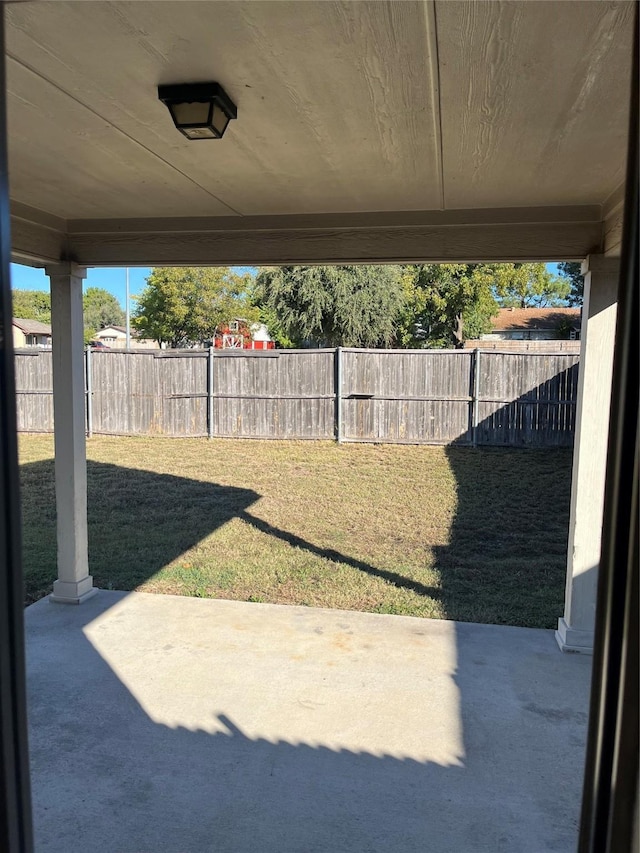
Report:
19,435,573,628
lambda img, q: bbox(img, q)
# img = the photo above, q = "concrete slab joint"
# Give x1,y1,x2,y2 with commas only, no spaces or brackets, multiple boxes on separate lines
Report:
45,262,97,604
555,254,619,655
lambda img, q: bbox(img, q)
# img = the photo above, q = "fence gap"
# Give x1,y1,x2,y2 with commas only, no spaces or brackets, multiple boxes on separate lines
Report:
471,348,480,446
85,345,92,438
207,346,214,439
336,347,343,443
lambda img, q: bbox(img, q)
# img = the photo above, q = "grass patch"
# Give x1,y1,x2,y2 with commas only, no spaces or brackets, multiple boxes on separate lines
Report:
19,435,573,628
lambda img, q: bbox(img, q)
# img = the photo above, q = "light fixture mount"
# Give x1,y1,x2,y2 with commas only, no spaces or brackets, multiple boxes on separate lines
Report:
158,82,237,140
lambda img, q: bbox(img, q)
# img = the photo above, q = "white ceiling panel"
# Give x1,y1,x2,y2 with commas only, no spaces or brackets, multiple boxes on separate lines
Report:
6,1,443,218
437,0,634,209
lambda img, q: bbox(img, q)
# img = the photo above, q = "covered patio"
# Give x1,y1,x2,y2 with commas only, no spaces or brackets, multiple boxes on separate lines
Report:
1,1,636,851
7,1,633,655
26,590,591,853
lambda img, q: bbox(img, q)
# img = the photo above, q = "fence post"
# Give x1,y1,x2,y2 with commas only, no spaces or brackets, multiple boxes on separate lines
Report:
207,346,214,439
85,345,93,438
336,347,343,443
471,348,480,446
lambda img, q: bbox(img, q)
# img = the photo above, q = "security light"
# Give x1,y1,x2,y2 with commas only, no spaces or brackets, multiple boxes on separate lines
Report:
158,83,237,140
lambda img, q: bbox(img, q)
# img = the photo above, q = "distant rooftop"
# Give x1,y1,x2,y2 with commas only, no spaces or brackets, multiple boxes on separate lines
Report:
12,317,52,335
492,308,581,332
95,325,143,337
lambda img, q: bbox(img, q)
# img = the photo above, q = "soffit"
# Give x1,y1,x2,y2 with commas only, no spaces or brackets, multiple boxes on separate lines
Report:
4,0,634,225
5,0,442,218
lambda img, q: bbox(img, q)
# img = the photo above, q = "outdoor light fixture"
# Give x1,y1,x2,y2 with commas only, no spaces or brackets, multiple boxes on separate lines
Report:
158,83,237,140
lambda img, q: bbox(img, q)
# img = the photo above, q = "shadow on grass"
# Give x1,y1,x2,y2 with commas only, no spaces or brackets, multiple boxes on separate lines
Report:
239,511,441,600
20,368,577,621
432,368,578,628
20,442,573,628
21,457,442,606
434,446,573,628
19,458,261,603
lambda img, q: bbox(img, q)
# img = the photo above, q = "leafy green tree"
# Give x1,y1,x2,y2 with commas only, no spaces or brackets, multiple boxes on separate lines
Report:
256,265,405,348
247,277,296,348
493,263,570,308
134,267,258,348
12,289,51,322
397,264,499,348
83,287,125,342
557,261,584,306
394,267,430,348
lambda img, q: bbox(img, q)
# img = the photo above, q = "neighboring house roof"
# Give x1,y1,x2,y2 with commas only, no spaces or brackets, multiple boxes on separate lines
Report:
96,325,143,337
12,317,52,335
96,325,126,334
491,307,581,332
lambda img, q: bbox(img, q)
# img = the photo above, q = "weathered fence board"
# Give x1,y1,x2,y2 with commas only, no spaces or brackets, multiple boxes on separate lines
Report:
213,349,335,439
475,352,579,446
14,348,580,447
14,349,54,432
341,349,474,444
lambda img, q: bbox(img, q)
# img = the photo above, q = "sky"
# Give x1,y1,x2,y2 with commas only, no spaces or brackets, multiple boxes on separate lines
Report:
10,262,561,310
9,264,257,310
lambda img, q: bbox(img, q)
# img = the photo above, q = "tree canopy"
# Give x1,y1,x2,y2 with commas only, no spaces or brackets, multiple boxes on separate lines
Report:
492,263,570,308
83,287,125,342
12,260,576,353
254,262,570,350
12,290,51,323
256,265,405,348
12,287,126,343
397,264,499,348
557,262,584,306
134,267,258,348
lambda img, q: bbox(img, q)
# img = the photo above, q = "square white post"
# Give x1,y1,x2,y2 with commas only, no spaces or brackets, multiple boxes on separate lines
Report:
46,262,96,604
555,255,619,653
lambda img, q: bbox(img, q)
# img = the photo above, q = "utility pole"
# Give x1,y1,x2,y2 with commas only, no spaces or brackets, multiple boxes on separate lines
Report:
125,267,130,349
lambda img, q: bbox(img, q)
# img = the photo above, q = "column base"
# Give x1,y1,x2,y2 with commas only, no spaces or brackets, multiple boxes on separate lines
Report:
50,576,98,605
555,617,594,655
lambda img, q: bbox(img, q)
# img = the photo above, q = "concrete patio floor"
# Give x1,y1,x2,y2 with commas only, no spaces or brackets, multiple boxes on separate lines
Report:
25,590,592,853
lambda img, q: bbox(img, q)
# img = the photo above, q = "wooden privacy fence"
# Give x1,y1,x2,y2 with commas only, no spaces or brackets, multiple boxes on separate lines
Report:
14,347,580,447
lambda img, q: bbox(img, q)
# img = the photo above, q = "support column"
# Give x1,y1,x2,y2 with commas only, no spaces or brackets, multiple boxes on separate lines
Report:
556,255,619,653
46,262,96,604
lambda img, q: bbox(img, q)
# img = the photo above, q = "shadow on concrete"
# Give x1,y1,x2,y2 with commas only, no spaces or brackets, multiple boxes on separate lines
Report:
25,589,591,853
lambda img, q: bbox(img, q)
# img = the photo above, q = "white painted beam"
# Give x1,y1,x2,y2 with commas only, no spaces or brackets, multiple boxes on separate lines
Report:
11,202,67,266
66,205,604,234
556,254,619,654
65,207,604,266
47,262,96,604
10,203,606,267
601,183,625,257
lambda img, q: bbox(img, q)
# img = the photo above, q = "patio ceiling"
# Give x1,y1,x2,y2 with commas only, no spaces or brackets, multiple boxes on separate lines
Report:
5,0,634,266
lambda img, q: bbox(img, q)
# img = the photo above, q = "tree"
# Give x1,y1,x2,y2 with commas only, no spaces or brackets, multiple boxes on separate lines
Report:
493,263,570,308
397,264,499,348
83,288,125,342
247,277,296,349
256,265,405,348
557,261,584,306
134,267,258,348
12,289,51,322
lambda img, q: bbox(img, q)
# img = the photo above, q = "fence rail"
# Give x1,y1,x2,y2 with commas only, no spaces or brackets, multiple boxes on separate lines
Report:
15,347,580,447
